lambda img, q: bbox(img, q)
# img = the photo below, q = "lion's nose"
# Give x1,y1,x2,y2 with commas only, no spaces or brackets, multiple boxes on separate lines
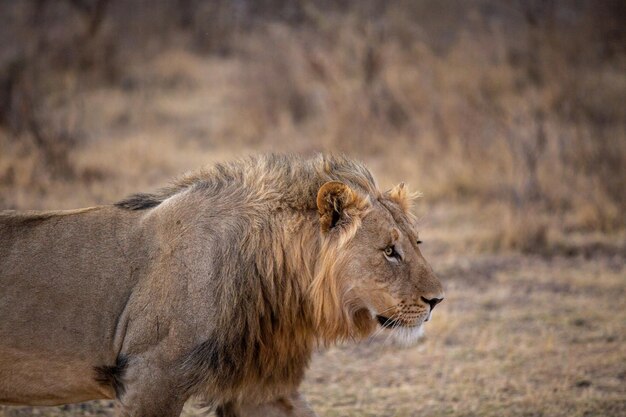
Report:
421,296,443,311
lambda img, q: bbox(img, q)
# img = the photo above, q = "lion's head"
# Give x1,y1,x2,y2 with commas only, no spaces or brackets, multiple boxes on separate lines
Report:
311,180,444,345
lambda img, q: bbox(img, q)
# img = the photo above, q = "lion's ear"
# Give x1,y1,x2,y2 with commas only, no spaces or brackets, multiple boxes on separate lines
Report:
386,182,421,212
316,181,363,233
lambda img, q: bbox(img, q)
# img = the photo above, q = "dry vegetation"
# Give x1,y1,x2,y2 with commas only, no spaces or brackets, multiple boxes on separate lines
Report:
0,0,625,416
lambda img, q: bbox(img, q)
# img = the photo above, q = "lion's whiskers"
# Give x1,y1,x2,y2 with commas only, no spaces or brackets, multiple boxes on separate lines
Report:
380,312,404,345
377,305,397,315
367,309,401,343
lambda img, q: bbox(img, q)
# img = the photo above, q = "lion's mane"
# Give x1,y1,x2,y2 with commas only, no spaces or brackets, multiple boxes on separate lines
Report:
116,154,384,402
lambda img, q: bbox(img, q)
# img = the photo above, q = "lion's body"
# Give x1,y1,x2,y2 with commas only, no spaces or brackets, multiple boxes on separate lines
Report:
0,207,145,404
0,154,443,417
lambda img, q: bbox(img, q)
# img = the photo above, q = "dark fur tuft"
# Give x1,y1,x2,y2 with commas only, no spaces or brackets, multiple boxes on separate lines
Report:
181,332,247,394
94,355,129,397
114,193,163,210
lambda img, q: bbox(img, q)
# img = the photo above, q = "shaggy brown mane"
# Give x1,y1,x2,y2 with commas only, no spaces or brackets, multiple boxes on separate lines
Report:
143,154,389,403
115,154,419,404
116,154,379,212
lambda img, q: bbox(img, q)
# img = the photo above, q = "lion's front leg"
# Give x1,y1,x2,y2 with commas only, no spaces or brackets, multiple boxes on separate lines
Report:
217,392,317,417
113,356,188,417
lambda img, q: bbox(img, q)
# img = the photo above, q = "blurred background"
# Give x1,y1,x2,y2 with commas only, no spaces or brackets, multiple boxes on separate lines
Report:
0,1,624,416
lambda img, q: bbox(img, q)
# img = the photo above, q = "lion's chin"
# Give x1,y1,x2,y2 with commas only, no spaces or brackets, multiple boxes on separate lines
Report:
367,309,426,347
390,324,425,347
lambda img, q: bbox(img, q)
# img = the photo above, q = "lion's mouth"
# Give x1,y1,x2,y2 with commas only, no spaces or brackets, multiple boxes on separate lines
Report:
376,315,402,328
376,314,425,328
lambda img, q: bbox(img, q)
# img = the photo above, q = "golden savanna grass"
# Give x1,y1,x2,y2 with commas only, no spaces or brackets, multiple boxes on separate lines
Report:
0,1,624,416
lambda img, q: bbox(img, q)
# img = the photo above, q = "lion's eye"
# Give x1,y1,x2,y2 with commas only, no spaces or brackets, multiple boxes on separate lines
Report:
383,246,396,258
416,240,423,245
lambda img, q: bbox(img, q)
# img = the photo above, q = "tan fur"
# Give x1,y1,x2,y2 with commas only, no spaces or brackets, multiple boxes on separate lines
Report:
0,154,443,416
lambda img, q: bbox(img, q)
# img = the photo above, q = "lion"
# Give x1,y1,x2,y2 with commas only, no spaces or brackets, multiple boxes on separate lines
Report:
0,153,444,416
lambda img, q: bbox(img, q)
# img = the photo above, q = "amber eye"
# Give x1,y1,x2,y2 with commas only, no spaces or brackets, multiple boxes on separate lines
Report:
383,246,395,257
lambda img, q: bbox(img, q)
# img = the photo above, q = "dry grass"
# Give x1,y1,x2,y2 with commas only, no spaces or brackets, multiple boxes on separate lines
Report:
1,1,625,416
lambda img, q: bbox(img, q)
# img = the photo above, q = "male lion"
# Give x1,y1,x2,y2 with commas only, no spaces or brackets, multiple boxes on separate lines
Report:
0,154,443,416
